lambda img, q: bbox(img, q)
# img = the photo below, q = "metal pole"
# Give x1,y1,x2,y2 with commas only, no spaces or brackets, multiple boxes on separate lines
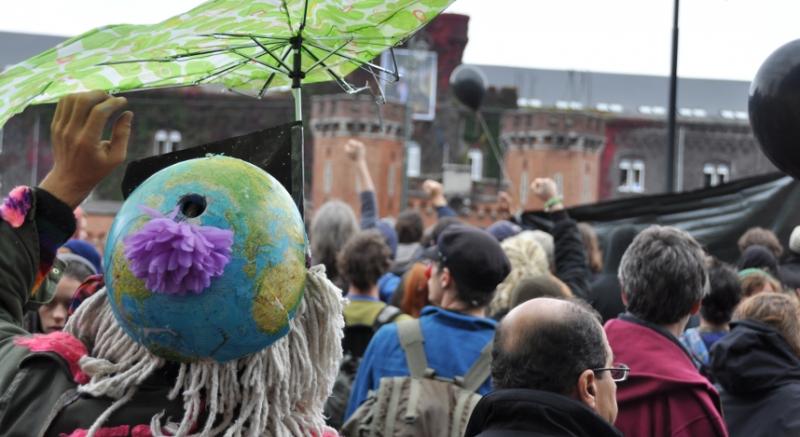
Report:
666,0,680,193
30,113,40,186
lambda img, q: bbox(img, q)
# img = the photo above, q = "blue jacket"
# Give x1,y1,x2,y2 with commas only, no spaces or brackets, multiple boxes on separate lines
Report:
345,305,496,419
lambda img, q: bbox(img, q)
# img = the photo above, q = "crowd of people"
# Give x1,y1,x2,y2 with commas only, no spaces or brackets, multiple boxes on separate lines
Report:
1,91,800,437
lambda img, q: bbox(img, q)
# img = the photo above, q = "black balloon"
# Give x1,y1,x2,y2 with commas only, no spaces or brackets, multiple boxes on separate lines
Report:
750,39,800,179
450,64,487,111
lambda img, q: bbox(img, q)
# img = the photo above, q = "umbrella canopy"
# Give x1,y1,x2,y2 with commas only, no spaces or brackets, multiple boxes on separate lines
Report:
0,0,455,127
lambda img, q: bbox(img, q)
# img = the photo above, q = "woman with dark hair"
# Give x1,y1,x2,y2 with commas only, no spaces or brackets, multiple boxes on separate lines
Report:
711,292,800,437
578,222,603,275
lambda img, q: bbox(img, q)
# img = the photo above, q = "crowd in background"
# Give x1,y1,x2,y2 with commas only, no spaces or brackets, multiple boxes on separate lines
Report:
4,92,800,436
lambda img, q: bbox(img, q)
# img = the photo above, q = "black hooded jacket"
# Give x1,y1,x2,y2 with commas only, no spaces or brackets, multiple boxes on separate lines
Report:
464,388,622,437
589,226,636,322
710,319,800,437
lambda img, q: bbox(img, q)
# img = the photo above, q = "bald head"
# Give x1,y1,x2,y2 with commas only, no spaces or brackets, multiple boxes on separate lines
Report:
500,297,574,352
492,297,609,395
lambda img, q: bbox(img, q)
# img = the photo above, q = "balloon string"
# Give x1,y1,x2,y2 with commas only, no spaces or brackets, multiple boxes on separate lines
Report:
475,111,519,204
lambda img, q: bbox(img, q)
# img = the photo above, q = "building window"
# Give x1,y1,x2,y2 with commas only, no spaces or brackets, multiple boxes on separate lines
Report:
618,159,645,193
468,149,483,181
520,172,529,206
153,129,182,155
387,164,397,197
704,163,730,187
553,172,564,197
323,160,333,194
407,141,421,177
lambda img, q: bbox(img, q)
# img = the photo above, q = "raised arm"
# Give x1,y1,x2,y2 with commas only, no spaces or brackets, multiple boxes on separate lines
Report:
0,91,132,330
531,178,591,300
346,139,379,229
422,179,456,218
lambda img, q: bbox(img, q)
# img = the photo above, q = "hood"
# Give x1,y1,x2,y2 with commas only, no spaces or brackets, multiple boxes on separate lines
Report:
605,317,717,403
464,388,622,437
710,319,800,395
602,226,637,274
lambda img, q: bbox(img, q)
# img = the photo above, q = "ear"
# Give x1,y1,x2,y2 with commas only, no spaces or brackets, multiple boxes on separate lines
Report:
440,267,452,289
689,300,701,315
576,369,598,410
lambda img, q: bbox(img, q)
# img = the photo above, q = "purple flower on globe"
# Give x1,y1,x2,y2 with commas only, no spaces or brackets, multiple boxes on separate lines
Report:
123,207,234,295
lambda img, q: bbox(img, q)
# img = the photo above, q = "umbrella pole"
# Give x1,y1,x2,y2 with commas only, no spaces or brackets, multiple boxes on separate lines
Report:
289,36,305,220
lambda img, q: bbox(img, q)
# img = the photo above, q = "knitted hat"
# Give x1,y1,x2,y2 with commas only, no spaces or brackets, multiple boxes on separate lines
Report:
62,239,102,273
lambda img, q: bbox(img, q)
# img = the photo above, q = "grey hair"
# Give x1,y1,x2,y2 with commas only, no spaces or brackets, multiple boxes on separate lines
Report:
618,225,707,325
310,200,359,283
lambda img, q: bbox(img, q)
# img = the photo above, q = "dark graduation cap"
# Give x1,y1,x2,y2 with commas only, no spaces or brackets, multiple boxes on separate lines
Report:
121,121,305,217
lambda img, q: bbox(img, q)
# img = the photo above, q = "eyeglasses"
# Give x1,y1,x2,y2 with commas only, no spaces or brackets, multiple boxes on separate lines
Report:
592,363,630,382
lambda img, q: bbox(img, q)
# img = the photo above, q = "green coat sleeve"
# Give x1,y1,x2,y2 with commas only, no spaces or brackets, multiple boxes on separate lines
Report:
0,186,75,394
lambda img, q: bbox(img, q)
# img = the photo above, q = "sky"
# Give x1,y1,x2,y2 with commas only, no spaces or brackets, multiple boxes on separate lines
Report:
0,0,797,81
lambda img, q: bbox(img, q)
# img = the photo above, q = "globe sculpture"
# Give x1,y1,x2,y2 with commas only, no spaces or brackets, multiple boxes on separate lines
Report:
104,156,307,362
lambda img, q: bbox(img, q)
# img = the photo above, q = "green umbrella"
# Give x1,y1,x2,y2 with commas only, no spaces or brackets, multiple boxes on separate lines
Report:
0,0,455,127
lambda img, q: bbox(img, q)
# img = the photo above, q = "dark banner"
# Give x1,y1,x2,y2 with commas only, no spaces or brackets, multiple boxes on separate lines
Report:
521,172,800,264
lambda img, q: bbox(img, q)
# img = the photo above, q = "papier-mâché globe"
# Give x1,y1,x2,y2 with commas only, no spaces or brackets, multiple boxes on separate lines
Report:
103,156,307,362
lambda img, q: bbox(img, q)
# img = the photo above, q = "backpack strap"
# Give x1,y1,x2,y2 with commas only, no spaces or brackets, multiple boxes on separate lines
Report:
373,304,402,331
397,319,429,379
460,337,494,392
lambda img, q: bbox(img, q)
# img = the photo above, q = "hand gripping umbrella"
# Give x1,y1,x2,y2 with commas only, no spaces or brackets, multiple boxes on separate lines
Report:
0,0,455,127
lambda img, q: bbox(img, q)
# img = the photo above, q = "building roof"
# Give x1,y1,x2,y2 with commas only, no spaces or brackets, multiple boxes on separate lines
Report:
0,31,751,123
0,31,66,69
470,64,751,122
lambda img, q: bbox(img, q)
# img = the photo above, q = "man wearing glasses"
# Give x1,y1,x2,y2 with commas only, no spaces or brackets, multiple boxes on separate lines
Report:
465,297,625,436
605,226,728,437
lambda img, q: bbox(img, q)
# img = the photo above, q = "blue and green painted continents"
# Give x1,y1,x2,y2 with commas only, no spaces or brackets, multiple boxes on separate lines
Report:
103,156,307,362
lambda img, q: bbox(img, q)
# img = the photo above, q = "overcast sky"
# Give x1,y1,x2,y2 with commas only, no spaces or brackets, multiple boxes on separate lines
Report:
0,0,797,81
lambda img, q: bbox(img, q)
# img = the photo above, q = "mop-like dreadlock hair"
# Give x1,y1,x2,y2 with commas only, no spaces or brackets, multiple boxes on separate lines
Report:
64,265,344,437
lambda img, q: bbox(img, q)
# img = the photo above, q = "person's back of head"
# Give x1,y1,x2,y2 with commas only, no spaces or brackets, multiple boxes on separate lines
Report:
400,262,430,318
486,220,522,243
310,200,358,282
738,244,780,278
578,223,603,274
489,232,550,314
396,210,424,244
739,268,782,297
338,230,391,293
492,297,619,424
528,230,555,271
603,225,638,274
733,292,800,357
701,259,743,327
619,225,706,325
509,275,572,309
425,224,511,311
738,227,783,259
422,216,461,248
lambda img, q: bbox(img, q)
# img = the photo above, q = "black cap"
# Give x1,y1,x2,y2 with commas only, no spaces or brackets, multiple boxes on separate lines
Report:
425,224,511,302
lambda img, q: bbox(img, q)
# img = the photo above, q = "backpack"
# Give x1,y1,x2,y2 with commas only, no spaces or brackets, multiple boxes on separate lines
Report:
325,304,403,429
341,318,492,437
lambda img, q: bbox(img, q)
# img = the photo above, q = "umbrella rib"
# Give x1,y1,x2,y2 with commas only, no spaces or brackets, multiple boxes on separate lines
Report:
304,38,352,74
301,46,364,94
281,0,295,34
194,57,252,85
98,44,263,66
259,45,293,98
231,49,291,75
206,32,290,41
251,37,293,73
300,0,310,30
305,40,398,77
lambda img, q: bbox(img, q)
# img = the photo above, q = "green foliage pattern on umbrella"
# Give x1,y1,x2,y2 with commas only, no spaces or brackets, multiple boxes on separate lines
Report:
0,0,455,127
